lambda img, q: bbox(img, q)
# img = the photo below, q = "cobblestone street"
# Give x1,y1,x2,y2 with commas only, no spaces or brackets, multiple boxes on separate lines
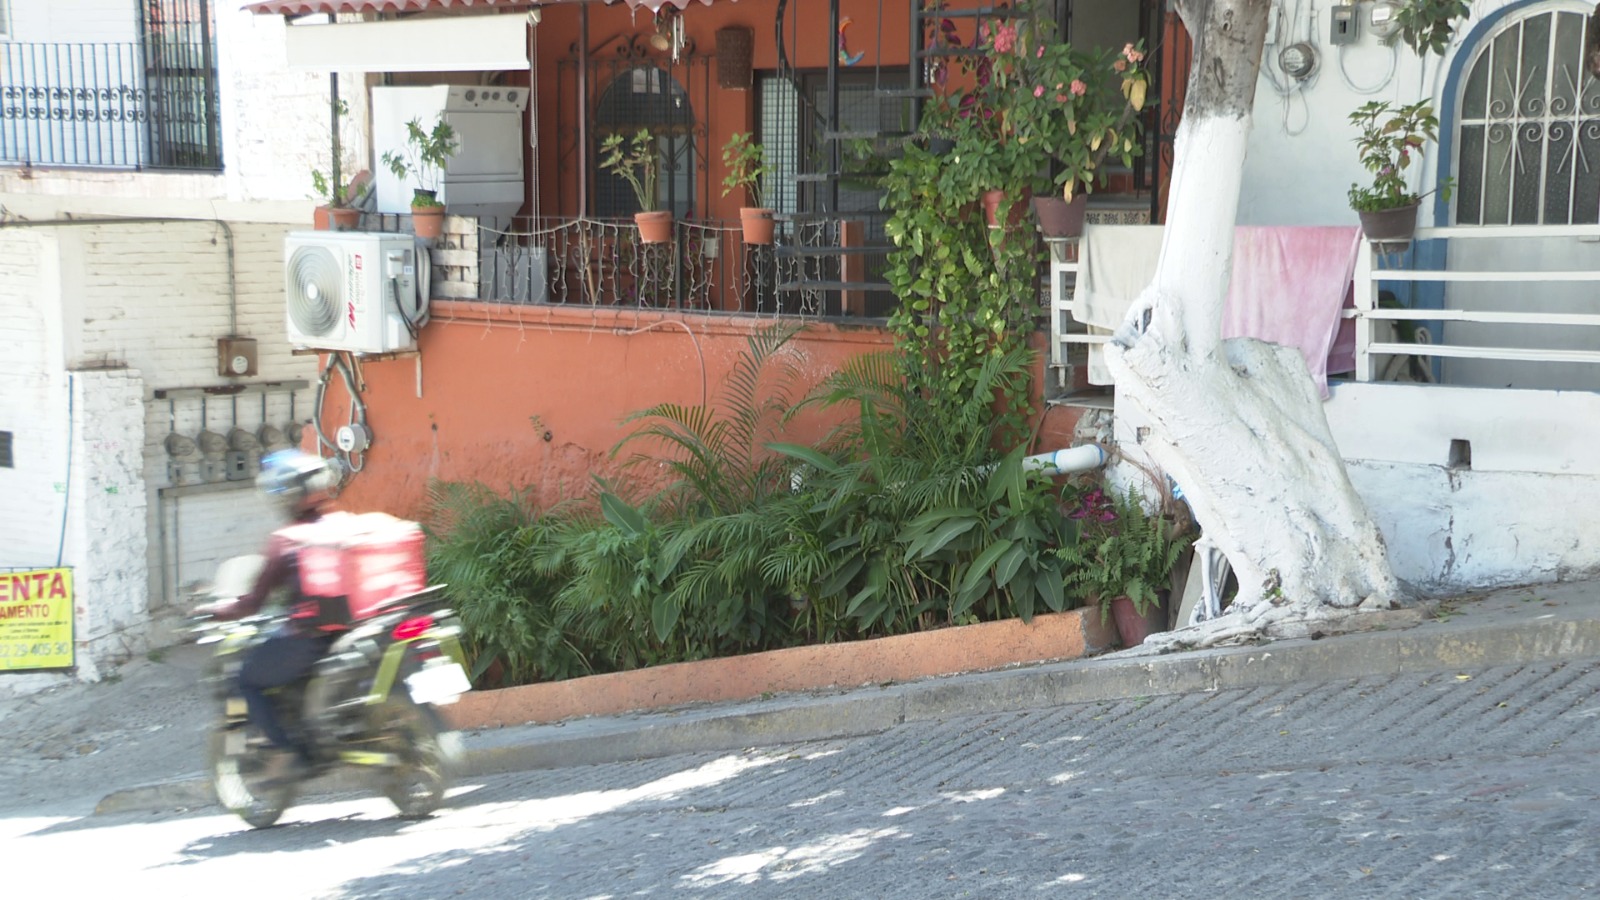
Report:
8,658,1599,897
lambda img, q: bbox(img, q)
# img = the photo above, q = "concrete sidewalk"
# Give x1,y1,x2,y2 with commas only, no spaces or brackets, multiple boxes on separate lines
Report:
71,579,1600,816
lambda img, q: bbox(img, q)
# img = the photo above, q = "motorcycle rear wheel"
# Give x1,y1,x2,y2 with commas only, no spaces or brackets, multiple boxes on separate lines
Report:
208,725,299,829
375,696,461,819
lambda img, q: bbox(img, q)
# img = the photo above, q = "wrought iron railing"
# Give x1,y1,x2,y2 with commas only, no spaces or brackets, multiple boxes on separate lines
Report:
0,41,221,170
470,216,896,318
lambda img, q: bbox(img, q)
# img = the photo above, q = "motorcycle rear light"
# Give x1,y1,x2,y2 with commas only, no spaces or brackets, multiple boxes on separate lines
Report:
391,615,434,641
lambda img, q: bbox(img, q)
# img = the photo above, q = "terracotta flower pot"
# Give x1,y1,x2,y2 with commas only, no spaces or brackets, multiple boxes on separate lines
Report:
739,207,775,245
313,205,331,231
635,210,674,244
411,204,445,240
1107,594,1168,648
982,188,1032,230
1032,193,1089,238
328,206,361,232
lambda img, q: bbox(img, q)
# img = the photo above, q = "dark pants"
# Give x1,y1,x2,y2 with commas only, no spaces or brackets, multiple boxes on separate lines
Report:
238,626,327,761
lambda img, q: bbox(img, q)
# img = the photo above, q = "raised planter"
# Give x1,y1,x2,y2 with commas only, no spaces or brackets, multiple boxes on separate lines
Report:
444,606,1117,730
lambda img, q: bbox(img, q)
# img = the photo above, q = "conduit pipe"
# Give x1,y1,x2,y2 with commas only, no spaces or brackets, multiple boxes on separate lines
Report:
1021,444,1107,476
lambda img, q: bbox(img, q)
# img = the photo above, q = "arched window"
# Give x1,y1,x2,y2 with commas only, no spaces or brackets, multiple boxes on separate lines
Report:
594,65,696,219
1453,6,1600,225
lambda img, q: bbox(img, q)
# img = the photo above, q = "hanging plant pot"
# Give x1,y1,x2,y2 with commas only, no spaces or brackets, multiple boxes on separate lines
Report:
739,207,775,245
1356,202,1420,252
411,204,445,240
1032,193,1089,239
982,189,1031,230
635,210,674,244
925,137,955,156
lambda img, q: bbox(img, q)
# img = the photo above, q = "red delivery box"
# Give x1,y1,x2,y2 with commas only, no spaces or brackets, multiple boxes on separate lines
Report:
281,512,427,625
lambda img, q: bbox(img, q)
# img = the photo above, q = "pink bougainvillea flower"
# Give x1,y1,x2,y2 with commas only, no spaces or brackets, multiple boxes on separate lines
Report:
1113,58,1127,72
1123,43,1145,63
1037,46,1045,58
1034,85,1045,97
1056,93,1069,103
1070,79,1087,96
993,23,1017,54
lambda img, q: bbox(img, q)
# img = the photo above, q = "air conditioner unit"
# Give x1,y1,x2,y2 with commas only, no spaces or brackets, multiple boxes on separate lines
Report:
284,231,423,354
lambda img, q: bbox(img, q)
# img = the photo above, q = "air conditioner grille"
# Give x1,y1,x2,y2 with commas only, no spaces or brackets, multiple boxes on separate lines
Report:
287,244,342,337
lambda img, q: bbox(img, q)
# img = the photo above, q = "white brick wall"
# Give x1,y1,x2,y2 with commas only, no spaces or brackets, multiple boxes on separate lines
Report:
0,230,69,570
64,367,148,679
64,220,319,610
9,0,136,43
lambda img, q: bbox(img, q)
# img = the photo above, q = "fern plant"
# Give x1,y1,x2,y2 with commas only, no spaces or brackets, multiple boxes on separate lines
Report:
1058,485,1192,621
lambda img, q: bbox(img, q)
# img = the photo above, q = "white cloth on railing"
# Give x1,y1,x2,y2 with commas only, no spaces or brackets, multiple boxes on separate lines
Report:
1068,224,1360,397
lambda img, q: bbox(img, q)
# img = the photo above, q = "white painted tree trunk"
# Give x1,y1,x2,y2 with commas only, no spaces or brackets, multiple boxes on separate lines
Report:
1104,0,1406,648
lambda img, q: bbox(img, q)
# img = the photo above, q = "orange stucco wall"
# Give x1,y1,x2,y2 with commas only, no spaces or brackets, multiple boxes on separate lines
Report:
312,305,1078,520
316,304,895,517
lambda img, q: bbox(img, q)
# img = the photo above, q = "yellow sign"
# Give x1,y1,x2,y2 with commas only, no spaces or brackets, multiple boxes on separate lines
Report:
0,568,75,671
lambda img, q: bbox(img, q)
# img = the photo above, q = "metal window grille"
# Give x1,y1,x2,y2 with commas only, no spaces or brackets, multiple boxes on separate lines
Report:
1454,9,1600,226
137,0,222,170
594,64,698,219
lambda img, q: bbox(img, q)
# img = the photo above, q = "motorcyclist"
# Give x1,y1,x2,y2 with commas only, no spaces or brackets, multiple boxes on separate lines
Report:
197,449,341,781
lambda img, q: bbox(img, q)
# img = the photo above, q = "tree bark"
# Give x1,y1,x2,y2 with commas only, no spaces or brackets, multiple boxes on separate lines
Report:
1105,0,1406,648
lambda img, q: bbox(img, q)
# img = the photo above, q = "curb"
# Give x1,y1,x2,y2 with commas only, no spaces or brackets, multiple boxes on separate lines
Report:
93,600,1600,818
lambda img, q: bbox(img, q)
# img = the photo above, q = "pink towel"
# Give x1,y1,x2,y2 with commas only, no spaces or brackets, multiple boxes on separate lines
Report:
1222,226,1361,399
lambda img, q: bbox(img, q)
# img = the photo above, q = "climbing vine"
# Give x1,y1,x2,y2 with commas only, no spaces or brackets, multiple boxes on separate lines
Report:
880,140,1042,446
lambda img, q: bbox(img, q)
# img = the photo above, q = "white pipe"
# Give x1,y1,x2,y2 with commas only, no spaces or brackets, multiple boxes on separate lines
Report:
1022,444,1107,476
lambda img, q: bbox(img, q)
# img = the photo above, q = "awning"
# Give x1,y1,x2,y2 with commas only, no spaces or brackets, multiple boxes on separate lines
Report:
243,0,733,15
244,0,533,14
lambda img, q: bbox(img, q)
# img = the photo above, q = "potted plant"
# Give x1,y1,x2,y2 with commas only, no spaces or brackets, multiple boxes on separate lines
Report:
1347,99,1454,252
934,4,1149,235
381,115,459,241
721,131,775,245
600,128,671,244
1030,41,1150,238
311,167,368,231
1060,485,1192,647
310,96,364,231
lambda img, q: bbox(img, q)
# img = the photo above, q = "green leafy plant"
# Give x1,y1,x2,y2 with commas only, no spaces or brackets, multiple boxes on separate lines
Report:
381,115,458,208
599,128,660,213
1059,486,1192,620
423,482,598,686
310,98,362,208
930,3,1149,203
1395,0,1472,56
1347,100,1453,212
720,131,772,209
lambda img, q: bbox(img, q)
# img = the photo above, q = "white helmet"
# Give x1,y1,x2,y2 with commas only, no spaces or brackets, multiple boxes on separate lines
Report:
256,450,337,518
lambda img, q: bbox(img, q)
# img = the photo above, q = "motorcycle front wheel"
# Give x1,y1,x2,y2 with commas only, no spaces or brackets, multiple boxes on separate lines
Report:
208,725,299,829
374,695,462,819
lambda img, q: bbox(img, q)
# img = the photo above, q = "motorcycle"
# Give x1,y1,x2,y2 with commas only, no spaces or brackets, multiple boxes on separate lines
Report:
191,554,472,829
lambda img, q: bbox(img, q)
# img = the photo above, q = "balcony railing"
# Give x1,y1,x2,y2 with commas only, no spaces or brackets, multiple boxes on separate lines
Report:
463,216,896,317
0,41,221,171
1350,225,1600,390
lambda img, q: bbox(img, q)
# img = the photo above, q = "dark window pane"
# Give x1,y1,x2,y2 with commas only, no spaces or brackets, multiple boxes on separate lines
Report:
1456,124,1485,224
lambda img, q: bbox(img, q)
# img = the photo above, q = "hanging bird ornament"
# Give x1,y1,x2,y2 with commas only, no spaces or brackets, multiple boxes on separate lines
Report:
838,16,864,66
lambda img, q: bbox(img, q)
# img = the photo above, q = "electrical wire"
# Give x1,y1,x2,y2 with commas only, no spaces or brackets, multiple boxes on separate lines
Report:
1337,40,1399,95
